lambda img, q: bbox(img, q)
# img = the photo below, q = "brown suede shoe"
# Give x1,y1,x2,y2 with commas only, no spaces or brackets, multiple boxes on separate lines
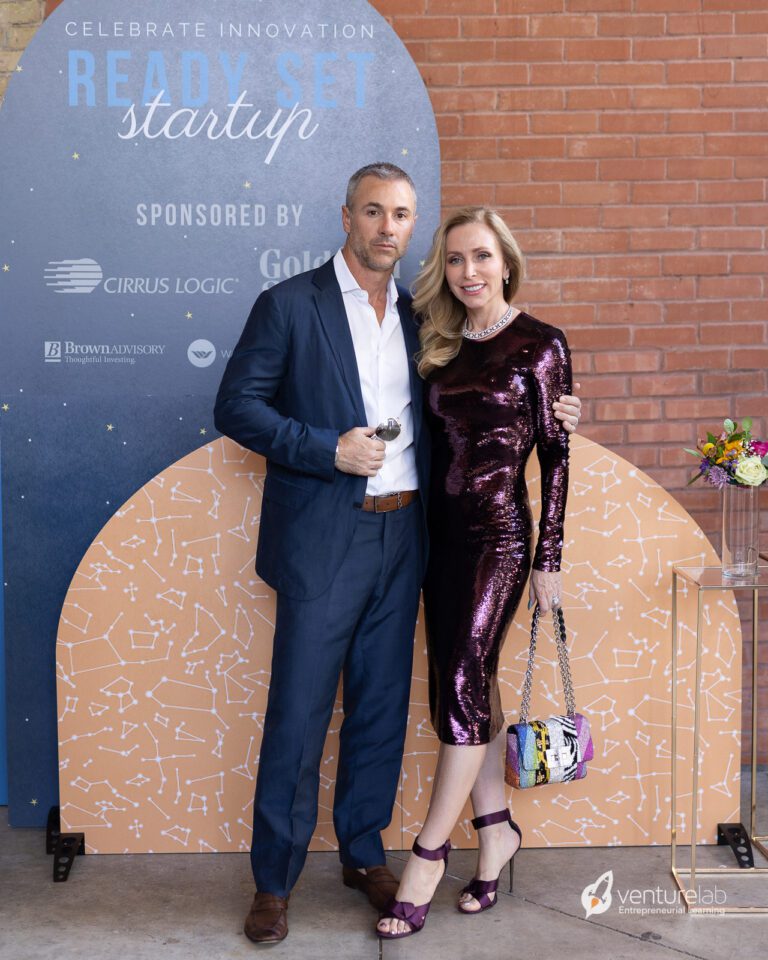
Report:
243,892,289,943
342,864,400,912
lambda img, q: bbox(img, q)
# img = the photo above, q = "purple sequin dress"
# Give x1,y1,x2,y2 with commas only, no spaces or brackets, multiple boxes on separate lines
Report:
423,312,571,746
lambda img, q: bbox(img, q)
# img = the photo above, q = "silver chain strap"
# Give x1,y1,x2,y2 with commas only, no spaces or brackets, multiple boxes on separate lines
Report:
519,606,576,723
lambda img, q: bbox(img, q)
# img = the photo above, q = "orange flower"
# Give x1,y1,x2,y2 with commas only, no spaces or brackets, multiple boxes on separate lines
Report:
716,441,742,464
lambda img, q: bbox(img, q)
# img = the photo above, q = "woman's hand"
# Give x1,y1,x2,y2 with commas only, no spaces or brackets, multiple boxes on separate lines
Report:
553,381,582,434
528,569,562,615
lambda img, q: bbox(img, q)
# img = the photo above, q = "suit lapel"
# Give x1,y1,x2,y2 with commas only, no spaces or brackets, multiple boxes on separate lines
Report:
312,259,425,443
312,259,367,425
398,299,424,447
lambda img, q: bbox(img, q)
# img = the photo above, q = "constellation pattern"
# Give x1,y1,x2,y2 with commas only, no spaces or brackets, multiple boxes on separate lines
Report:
56,435,740,853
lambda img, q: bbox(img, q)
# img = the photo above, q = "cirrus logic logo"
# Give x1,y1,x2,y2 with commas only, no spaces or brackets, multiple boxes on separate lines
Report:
188,339,217,368
44,258,103,293
44,258,238,295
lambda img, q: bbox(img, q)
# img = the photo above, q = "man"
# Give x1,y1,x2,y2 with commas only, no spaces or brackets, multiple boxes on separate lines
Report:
214,163,581,943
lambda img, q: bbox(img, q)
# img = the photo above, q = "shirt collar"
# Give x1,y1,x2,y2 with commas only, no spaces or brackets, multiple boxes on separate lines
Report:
333,248,399,305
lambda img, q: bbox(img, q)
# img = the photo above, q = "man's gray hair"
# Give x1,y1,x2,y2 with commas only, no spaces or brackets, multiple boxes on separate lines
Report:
345,162,417,209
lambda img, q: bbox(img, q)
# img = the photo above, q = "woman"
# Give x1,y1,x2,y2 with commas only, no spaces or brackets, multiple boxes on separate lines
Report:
377,207,571,938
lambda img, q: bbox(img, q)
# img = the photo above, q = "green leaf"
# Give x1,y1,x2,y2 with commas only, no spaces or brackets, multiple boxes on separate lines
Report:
684,448,702,458
707,432,717,444
742,417,753,433
762,455,768,467
724,418,735,434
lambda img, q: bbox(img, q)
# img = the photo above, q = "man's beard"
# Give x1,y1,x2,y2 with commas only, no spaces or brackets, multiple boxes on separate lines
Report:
350,236,403,272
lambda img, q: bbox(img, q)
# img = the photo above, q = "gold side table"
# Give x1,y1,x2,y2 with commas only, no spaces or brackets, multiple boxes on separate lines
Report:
671,564,768,914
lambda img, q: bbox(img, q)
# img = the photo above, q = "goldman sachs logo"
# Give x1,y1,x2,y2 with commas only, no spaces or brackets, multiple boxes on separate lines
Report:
44,259,238,295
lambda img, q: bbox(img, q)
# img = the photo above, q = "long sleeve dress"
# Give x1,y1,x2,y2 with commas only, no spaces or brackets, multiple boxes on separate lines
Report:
423,312,572,746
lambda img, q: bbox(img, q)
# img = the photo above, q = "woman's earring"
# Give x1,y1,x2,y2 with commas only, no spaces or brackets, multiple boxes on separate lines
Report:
504,275,510,285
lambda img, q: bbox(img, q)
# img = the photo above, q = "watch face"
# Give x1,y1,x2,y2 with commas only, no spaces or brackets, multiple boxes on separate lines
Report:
375,418,401,442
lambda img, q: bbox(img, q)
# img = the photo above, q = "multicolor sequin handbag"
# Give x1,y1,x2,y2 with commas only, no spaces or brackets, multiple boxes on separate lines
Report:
505,606,594,790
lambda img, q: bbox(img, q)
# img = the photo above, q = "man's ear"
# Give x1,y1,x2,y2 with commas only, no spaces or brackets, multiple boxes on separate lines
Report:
341,204,351,233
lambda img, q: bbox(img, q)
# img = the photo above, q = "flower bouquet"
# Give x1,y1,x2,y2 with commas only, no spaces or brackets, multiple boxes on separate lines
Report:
685,418,768,489
685,418,767,576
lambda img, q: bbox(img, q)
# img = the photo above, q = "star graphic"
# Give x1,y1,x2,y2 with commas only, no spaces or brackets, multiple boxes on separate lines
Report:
1,404,9,412
420,260,426,267
185,311,193,319
30,798,38,806
72,152,80,160
244,180,252,189
16,64,23,72
199,428,207,435
106,424,114,431
401,148,408,156
2,264,9,272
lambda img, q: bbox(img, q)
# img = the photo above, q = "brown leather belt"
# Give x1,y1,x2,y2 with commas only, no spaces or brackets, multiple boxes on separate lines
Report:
361,490,419,513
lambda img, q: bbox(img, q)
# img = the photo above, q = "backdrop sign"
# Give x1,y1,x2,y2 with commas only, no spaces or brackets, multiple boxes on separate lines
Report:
55,437,740,853
0,0,440,824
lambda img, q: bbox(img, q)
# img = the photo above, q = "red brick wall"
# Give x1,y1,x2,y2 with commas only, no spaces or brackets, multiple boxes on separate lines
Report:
372,0,768,757
10,0,768,758
373,0,767,533
0,0,45,96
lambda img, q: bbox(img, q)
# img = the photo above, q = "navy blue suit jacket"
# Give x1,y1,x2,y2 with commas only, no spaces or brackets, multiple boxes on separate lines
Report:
214,257,430,600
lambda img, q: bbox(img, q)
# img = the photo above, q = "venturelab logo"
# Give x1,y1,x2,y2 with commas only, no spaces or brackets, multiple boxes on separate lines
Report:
44,258,103,293
188,339,217,368
582,870,613,918
581,870,727,917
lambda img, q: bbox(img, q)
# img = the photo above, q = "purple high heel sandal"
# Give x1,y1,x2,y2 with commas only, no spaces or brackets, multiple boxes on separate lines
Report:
376,836,452,940
458,809,522,914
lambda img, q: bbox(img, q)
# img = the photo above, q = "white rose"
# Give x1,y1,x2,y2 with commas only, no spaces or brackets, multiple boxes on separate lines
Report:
733,456,768,486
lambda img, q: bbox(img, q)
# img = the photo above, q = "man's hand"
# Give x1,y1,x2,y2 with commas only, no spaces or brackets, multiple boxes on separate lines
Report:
335,427,386,477
553,381,582,434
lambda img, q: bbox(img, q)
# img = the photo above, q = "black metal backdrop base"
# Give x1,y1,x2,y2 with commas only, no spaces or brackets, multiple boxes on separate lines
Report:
717,822,756,868
47,806,85,882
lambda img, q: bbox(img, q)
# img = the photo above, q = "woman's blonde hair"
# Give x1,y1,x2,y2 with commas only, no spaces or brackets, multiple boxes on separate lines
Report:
414,206,524,378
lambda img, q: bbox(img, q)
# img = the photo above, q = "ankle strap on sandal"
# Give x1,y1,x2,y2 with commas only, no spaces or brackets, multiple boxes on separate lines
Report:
471,809,511,831
412,837,452,861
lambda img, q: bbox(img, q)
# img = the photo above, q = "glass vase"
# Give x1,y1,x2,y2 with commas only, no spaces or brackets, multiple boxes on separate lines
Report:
721,482,759,578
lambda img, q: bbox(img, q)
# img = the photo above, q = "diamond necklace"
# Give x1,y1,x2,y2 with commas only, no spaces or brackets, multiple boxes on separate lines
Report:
462,304,514,341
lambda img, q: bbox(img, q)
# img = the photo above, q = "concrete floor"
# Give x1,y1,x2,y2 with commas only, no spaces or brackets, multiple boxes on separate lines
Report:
2,801,768,960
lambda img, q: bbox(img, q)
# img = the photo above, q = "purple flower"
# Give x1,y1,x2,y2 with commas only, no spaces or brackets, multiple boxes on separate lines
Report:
705,465,729,489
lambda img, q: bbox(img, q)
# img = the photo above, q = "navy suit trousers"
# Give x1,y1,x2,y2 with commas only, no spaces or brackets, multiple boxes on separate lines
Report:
250,500,424,895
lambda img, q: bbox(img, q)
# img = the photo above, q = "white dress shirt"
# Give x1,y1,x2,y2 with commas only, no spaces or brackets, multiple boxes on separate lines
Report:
333,249,419,496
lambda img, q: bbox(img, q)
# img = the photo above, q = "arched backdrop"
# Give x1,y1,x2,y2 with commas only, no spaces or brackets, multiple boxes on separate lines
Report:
56,434,741,852
0,0,441,825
